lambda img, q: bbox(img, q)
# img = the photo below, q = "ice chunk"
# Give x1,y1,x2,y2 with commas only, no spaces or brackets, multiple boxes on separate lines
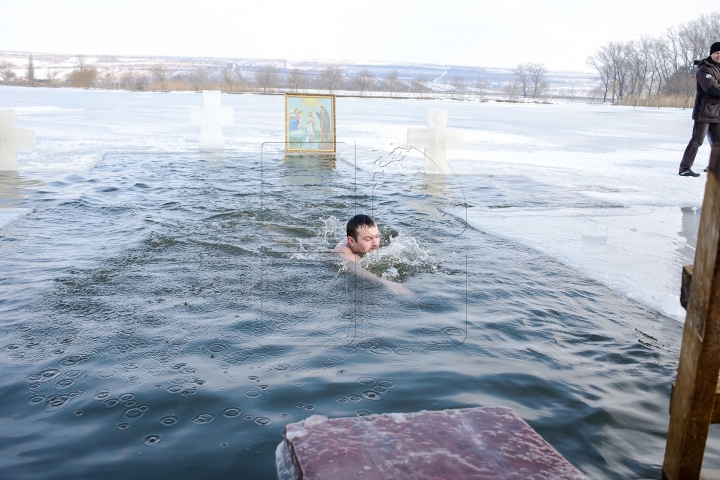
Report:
407,109,463,174
303,414,328,429
389,412,407,424
0,110,35,170
190,91,234,150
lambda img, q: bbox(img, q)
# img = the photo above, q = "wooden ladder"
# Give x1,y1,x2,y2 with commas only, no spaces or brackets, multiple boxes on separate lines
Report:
663,145,720,480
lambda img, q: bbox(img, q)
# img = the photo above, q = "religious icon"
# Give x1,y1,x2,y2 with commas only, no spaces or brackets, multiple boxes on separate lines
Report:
285,94,336,153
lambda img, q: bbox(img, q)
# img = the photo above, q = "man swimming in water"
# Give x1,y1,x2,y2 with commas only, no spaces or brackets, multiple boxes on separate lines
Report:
334,214,413,295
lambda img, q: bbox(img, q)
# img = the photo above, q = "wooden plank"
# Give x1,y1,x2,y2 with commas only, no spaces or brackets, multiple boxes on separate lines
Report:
663,144,720,480
681,265,693,310
277,407,587,480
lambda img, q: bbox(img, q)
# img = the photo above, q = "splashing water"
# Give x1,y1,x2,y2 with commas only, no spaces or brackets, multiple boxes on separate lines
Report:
290,216,345,261
359,233,437,280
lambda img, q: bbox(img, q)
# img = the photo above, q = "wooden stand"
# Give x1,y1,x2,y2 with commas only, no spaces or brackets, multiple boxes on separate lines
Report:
663,145,720,480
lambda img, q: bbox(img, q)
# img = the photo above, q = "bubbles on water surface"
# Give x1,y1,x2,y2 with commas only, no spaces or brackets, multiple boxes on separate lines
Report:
45,394,70,409
28,395,45,405
243,390,261,399
221,407,243,418
158,415,180,427
60,355,88,366
243,414,255,420
54,378,76,389
124,406,149,421
165,385,183,394
357,377,376,386
207,343,228,353
336,396,349,404
27,368,61,383
192,413,215,425
354,410,372,417
362,390,382,401
142,434,163,447
103,398,121,408
117,423,130,430
254,417,272,426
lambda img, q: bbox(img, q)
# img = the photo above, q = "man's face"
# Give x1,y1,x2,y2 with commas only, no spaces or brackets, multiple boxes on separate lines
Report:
349,225,380,254
712,51,720,63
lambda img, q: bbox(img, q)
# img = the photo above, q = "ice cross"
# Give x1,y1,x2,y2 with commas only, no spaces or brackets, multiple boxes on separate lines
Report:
190,90,234,149
0,110,36,170
407,109,463,173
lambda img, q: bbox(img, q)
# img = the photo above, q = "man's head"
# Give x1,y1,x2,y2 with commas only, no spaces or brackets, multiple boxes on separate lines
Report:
346,214,379,255
711,42,720,63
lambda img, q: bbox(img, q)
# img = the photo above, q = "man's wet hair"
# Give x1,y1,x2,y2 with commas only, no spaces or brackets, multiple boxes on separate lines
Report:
347,214,376,240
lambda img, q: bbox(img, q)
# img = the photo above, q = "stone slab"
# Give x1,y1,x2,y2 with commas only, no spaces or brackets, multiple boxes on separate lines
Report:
276,406,587,480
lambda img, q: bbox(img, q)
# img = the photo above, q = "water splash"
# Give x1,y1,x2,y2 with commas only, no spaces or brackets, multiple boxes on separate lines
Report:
358,233,437,280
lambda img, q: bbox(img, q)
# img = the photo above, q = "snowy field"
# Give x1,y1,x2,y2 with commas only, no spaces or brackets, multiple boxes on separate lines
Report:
0,86,709,321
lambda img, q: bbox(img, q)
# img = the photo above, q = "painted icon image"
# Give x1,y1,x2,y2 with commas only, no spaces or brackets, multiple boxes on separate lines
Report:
285,94,336,152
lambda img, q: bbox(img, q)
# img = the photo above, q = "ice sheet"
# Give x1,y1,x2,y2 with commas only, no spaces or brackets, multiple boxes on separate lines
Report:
446,205,696,320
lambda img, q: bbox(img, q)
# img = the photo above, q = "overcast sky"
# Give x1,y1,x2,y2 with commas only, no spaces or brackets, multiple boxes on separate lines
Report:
0,0,715,71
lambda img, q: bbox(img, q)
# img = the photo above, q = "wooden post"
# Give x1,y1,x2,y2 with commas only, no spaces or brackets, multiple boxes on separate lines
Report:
663,144,720,480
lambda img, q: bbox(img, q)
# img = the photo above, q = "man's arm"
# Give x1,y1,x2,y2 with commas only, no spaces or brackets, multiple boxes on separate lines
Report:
333,242,413,295
698,65,720,97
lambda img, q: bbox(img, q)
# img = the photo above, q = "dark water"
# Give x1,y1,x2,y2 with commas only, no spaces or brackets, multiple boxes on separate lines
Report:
0,149,704,479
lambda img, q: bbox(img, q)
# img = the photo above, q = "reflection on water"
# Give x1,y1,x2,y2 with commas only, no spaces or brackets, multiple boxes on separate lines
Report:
0,151,708,479
0,170,43,206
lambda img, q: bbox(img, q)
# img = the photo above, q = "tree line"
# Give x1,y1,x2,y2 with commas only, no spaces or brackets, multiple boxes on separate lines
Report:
587,12,720,107
0,55,496,100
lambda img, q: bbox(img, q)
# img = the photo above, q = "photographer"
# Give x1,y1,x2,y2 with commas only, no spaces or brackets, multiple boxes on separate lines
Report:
679,42,720,177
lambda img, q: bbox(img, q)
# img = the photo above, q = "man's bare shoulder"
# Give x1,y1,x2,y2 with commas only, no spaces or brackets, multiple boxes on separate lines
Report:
334,241,359,262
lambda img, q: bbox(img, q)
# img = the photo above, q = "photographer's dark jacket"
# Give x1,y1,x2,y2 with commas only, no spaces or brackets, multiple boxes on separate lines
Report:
693,58,720,122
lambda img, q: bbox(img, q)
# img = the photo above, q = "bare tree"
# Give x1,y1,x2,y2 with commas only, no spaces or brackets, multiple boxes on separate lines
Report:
381,70,401,95
286,68,308,93
255,65,279,94
152,64,170,91
67,67,97,89
26,55,35,86
503,82,520,100
473,77,489,99
412,74,430,98
527,63,547,98
354,69,375,95
188,68,208,91
451,75,466,99
75,55,88,72
514,64,529,97
45,68,58,87
221,64,244,93
587,49,613,103
318,66,343,93
0,61,16,84
120,68,135,91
